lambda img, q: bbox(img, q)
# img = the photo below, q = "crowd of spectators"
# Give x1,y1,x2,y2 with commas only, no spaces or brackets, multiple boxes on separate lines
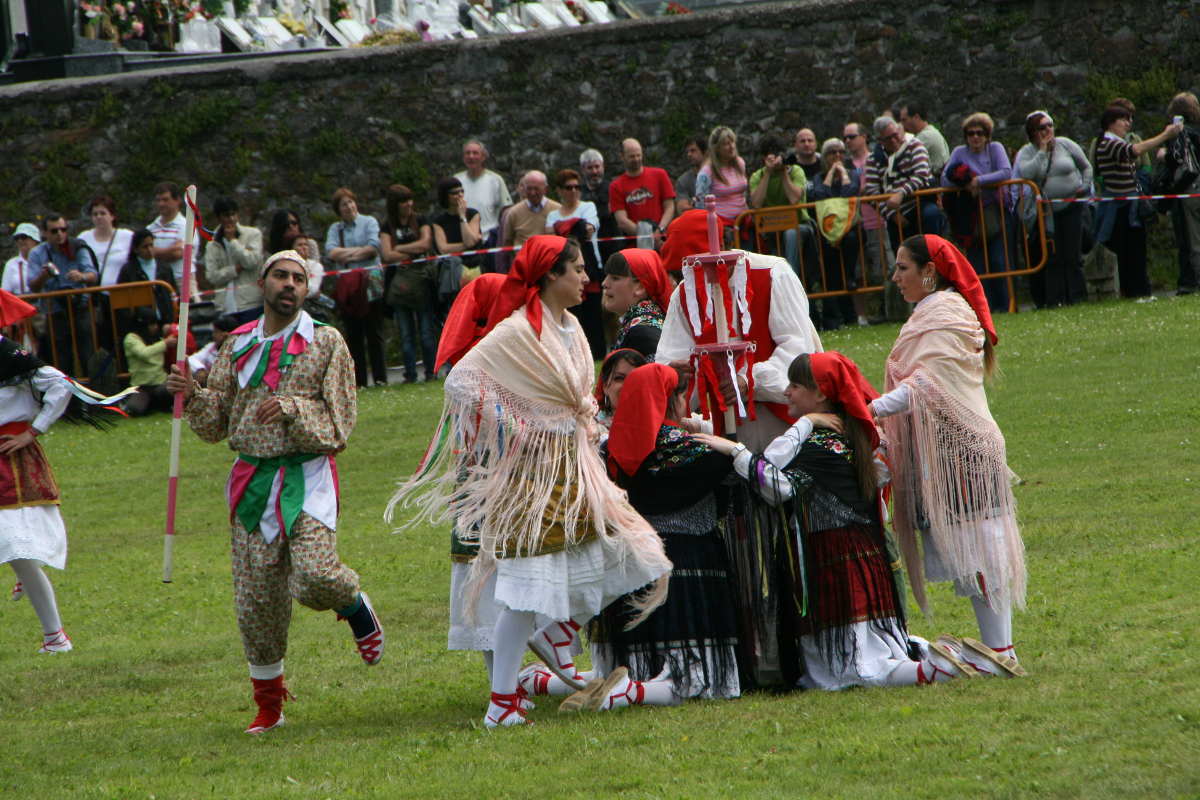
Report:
4,92,1199,397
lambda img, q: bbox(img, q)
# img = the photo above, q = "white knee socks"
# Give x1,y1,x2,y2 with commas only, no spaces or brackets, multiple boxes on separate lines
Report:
597,674,679,709
971,595,1015,657
491,609,535,695
9,560,62,635
249,660,284,680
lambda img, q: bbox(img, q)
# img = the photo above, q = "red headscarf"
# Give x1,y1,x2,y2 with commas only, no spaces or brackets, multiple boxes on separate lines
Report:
922,234,998,345
659,209,727,274
0,289,37,328
809,351,881,449
606,363,681,477
618,248,673,312
485,235,569,336
435,272,507,371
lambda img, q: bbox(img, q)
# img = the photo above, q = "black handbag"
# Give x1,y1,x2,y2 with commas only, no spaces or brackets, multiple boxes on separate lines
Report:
1152,131,1199,197
1169,130,1200,192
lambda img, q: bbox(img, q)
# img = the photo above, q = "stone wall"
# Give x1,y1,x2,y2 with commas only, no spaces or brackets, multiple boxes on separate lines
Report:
0,0,1196,246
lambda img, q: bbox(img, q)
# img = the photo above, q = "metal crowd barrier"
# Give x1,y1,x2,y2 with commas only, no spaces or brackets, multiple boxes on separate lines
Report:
5,280,179,381
732,179,1049,312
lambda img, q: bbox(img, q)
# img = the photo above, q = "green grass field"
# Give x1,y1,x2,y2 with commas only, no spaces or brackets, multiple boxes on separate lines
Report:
3,295,1198,799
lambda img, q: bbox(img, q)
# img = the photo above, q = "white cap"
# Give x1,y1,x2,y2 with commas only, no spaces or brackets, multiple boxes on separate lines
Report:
12,222,41,242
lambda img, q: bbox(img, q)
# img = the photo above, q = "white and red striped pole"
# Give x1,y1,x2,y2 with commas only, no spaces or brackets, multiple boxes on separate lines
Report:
163,184,198,583
702,195,738,439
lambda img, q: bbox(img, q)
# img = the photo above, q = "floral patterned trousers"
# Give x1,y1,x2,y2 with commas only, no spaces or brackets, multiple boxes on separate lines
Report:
231,512,360,666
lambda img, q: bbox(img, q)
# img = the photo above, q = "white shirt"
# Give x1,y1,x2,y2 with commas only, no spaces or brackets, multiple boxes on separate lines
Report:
78,228,135,287
2,255,33,295
148,213,201,290
187,340,220,374
0,360,71,434
546,202,601,264
540,301,577,354
454,169,512,235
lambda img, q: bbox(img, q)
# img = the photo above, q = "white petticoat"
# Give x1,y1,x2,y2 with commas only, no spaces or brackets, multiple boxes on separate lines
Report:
0,505,67,570
797,618,914,691
493,537,664,622
448,562,502,651
448,562,568,653
922,520,1008,599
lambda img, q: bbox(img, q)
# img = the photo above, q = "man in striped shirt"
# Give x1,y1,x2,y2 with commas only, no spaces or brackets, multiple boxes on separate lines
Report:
865,117,945,249
148,181,200,296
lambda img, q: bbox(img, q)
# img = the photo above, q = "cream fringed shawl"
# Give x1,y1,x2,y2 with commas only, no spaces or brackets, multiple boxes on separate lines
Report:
881,290,1026,615
386,308,671,625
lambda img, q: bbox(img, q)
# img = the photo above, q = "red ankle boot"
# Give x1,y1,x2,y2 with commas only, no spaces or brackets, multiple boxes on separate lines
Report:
246,675,293,734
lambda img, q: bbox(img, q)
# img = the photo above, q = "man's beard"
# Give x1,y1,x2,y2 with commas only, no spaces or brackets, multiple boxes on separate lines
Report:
265,290,301,318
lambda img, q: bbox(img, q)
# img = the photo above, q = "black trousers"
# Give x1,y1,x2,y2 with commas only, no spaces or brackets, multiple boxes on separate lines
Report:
1032,204,1088,307
342,300,388,386
1106,207,1150,298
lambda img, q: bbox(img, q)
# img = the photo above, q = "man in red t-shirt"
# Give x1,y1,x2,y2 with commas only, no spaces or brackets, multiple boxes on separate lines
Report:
609,138,676,248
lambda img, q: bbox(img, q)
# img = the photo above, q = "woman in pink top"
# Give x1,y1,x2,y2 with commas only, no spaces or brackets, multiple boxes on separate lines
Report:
694,126,749,224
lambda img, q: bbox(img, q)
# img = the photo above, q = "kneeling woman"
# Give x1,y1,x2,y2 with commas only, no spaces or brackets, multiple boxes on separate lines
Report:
391,236,671,727
698,352,976,687
568,364,741,710
871,234,1027,677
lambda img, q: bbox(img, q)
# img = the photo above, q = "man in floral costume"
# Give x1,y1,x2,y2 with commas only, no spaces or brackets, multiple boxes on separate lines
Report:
166,250,383,734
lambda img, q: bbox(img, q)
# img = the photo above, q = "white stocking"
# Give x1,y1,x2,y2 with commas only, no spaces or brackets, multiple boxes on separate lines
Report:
9,560,62,635
490,608,534,696
600,674,680,709
481,650,495,684
971,595,1014,657
249,660,284,680
916,650,963,684
881,661,922,686
638,679,678,706
545,671,593,695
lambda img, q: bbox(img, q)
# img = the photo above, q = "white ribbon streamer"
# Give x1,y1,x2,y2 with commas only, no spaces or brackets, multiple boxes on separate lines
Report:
681,259,703,337
704,259,716,327
731,253,751,335
726,349,746,418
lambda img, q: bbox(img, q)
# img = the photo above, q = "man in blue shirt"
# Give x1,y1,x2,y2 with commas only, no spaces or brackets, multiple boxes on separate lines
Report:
27,214,100,377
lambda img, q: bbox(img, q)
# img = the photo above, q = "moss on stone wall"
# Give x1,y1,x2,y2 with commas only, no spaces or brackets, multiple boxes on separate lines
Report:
0,0,1197,245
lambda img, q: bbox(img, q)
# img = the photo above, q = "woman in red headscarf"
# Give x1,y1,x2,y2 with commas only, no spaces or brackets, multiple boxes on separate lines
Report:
600,249,673,358
552,363,739,711
389,235,671,728
698,351,979,688
869,234,1027,678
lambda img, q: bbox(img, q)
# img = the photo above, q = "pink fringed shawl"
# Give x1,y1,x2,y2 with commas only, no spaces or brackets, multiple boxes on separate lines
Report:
387,307,671,625
881,291,1025,615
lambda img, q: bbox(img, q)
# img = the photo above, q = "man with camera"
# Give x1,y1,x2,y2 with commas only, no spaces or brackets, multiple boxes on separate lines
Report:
749,135,817,292
27,214,99,377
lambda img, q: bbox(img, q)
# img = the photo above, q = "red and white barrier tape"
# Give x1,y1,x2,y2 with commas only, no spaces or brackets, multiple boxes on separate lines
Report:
1042,191,1200,204
187,233,646,302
